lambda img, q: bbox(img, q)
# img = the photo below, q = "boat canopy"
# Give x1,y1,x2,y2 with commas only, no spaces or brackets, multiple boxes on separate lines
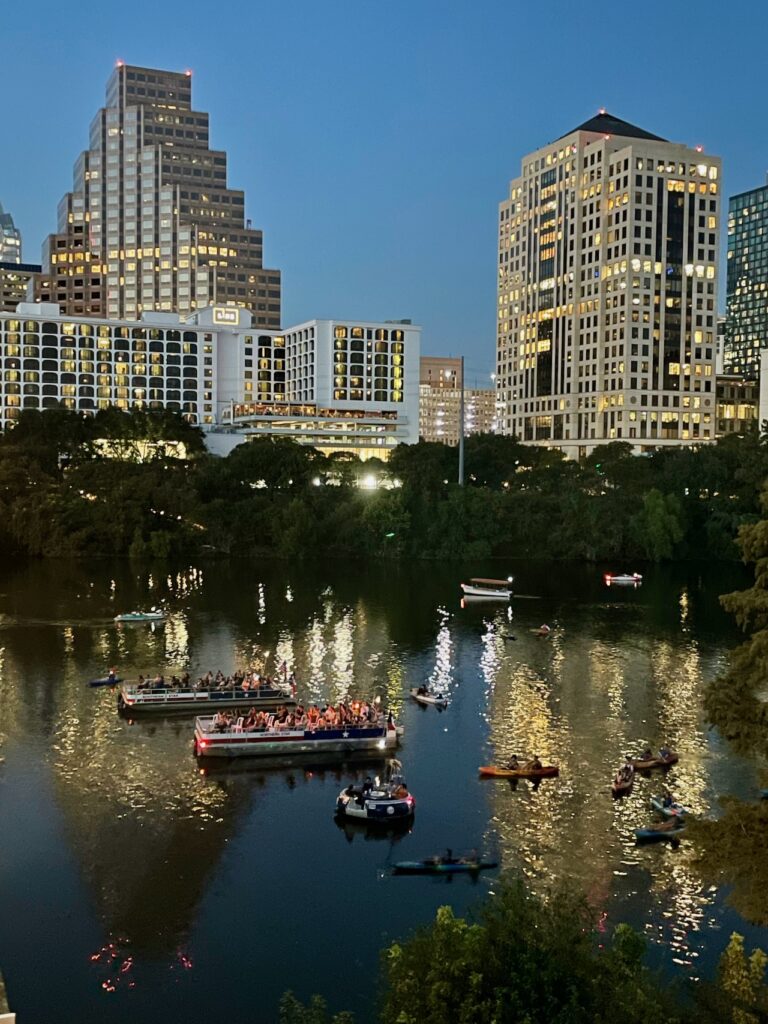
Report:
469,578,510,586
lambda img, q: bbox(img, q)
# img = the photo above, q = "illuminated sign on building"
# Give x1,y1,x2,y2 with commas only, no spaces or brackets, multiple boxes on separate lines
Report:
213,306,240,325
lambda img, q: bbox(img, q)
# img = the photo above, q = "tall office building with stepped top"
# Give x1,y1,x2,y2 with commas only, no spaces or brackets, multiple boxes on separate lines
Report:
33,63,280,326
496,112,721,457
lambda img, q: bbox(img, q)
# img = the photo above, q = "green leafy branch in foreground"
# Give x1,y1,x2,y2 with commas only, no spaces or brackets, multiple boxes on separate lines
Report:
280,877,768,1023
691,485,768,927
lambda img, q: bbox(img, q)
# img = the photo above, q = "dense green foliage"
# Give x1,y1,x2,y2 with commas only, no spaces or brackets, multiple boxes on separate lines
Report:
2,409,767,560
281,879,768,1023
694,487,768,927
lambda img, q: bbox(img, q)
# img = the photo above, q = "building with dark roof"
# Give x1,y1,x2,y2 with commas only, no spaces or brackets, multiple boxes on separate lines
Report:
496,111,721,455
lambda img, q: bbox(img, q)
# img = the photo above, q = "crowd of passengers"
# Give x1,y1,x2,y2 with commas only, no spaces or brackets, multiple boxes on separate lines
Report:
135,668,295,692
211,700,381,733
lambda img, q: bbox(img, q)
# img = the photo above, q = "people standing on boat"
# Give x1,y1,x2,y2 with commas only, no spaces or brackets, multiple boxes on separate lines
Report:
107,667,118,685
506,755,521,770
659,745,672,761
640,747,653,761
523,755,542,771
662,792,673,808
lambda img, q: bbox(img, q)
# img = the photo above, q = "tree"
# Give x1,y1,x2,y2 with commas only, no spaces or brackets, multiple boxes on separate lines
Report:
279,992,354,1024
380,877,678,1024
630,488,685,560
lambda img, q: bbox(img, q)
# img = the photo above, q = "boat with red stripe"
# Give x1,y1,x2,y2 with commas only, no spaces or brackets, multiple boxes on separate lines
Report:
194,712,400,759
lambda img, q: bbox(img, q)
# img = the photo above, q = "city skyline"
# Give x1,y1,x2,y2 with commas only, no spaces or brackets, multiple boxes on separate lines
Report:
3,0,768,371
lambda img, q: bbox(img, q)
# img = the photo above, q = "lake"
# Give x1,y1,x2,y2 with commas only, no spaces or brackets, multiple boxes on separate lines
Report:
0,557,765,1023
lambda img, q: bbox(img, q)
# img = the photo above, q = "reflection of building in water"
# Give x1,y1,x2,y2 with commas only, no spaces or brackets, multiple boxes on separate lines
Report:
48,666,244,953
483,621,720,963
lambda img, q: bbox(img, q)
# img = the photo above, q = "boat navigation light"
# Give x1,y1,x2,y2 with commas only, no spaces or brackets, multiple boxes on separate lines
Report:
377,739,386,750
507,576,513,582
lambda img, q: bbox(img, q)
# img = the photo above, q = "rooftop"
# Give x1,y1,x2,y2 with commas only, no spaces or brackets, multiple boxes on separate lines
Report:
557,111,666,143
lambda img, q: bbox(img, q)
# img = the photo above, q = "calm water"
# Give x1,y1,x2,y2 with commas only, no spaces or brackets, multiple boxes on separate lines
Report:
0,557,766,1023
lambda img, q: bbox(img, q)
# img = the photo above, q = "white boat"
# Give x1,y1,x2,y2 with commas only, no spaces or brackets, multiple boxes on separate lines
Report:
460,576,513,599
335,775,414,824
603,572,643,587
410,688,448,708
194,713,399,758
118,682,294,714
114,608,165,623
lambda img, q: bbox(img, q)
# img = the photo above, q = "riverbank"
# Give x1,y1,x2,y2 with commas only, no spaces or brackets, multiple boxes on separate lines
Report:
2,409,766,563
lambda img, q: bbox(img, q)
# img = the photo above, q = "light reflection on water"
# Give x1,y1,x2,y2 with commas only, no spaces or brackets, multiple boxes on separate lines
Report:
0,559,764,1024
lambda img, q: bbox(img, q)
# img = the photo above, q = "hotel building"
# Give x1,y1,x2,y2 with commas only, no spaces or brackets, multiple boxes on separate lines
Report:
0,303,420,457
418,356,496,444
725,180,768,377
497,112,721,456
219,317,420,458
32,64,280,326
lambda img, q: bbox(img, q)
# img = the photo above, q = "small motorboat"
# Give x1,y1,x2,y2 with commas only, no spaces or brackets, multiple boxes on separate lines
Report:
650,795,689,819
604,572,643,587
336,773,414,825
392,857,498,876
635,820,686,844
629,751,679,770
410,688,448,708
460,577,513,599
478,764,559,779
88,675,122,688
611,765,634,797
114,609,165,623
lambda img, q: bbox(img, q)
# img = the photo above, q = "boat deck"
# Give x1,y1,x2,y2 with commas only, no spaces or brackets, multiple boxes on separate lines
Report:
118,685,294,714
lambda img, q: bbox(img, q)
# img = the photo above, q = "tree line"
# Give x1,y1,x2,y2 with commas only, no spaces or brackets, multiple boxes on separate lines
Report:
1,407,768,561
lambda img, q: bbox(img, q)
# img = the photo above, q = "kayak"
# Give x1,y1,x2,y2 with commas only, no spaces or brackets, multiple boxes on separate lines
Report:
478,765,559,779
650,796,689,818
630,753,679,770
611,771,634,797
636,823,685,843
88,676,122,688
410,689,448,709
393,859,498,875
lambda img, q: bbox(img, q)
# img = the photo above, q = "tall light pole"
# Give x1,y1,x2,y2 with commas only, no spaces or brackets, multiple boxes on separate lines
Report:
458,355,465,486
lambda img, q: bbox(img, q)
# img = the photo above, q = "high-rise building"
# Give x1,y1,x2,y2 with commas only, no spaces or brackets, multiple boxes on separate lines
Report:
418,356,496,444
0,202,22,264
0,261,41,312
724,180,768,376
33,63,280,325
497,112,720,456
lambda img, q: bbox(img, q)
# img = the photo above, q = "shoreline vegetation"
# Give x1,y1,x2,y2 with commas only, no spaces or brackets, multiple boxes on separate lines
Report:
278,879,768,1024
2,408,768,562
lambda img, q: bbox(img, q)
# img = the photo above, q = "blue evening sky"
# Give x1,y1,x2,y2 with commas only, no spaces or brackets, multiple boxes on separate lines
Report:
2,0,766,383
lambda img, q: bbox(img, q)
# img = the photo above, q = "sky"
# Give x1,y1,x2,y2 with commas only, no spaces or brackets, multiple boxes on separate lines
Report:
3,0,768,385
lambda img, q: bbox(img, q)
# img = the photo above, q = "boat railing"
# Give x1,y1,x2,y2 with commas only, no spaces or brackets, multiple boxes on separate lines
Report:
122,685,290,699
195,715,387,737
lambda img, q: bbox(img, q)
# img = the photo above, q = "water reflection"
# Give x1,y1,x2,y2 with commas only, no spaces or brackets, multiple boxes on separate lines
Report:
0,558,764,1024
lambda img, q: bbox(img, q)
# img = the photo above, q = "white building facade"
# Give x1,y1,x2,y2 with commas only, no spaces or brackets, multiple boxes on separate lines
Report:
0,303,420,457
497,112,721,457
